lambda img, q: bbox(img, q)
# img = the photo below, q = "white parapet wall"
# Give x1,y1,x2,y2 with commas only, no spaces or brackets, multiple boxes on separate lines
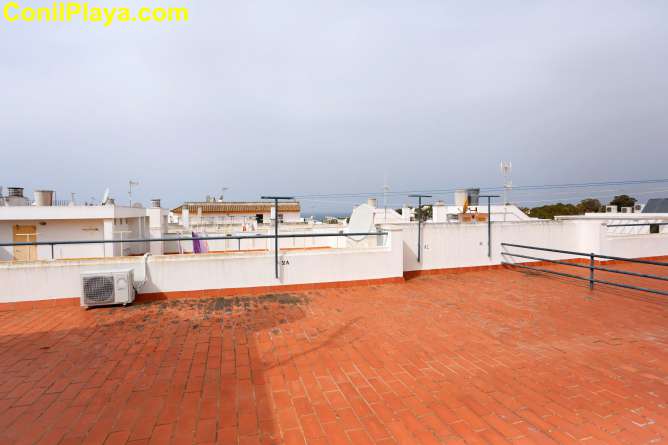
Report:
163,228,359,254
601,232,668,259
387,219,668,272
2,220,667,305
0,230,403,303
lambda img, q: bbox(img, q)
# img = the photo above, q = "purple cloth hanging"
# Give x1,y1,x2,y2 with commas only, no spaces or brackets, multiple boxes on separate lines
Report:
192,231,202,254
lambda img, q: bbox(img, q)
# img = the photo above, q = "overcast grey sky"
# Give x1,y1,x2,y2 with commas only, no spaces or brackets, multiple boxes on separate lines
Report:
2,1,667,213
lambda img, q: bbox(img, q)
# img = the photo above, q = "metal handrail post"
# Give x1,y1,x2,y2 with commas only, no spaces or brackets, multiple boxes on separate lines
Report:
589,253,594,290
274,198,278,278
261,195,295,279
409,194,432,263
479,195,500,258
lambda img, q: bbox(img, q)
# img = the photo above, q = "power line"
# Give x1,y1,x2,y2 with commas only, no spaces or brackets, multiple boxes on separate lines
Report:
292,178,668,200
514,187,668,205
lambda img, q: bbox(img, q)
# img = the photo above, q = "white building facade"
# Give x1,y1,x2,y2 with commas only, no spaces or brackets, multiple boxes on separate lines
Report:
0,204,168,261
171,201,301,227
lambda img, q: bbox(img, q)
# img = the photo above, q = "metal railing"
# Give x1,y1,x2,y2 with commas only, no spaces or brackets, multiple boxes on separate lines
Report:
606,222,668,227
501,243,668,296
0,231,388,277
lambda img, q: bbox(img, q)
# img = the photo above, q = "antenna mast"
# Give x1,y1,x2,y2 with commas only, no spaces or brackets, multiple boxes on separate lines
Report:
219,187,229,202
500,161,512,205
128,180,139,206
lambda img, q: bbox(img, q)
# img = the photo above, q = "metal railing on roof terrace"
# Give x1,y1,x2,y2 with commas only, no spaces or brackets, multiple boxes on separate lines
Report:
0,231,388,277
501,243,668,296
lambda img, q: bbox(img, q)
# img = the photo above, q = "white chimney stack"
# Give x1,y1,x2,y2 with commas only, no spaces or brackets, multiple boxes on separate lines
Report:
402,204,411,221
432,200,447,222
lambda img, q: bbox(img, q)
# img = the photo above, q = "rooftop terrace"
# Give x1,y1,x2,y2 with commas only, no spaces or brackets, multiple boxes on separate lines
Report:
0,268,666,444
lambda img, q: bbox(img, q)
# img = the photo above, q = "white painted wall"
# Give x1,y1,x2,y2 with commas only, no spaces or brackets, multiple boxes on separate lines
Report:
2,217,667,304
0,230,402,302
601,233,668,259
442,205,534,222
174,211,302,226
147,208,167,255
388,219,668,272
0,222,12,261
0,205,167,261
162,227,372,254
0,220,106,260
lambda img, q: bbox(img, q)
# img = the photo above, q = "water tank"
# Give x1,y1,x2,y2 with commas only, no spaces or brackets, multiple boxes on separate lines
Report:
454,190,467,206
34,190,54,206
367,197,377,208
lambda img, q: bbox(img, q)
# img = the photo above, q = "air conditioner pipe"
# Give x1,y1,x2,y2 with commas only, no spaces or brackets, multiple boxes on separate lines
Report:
133,252,152,291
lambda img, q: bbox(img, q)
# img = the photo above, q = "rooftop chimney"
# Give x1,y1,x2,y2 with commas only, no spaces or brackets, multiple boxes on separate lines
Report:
432,200,447,222
8,187,24,198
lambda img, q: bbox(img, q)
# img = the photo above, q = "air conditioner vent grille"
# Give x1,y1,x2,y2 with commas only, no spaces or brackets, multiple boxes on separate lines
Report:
82,275,115,305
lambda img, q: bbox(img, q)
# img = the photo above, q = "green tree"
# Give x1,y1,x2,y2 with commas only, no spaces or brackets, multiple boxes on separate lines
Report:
577,198,602,213
609,195,637,211
528,203,580,220
414,205,432,221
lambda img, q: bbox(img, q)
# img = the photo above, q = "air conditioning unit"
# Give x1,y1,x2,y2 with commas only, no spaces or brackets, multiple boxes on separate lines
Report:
634,204,644,213
621,206,633,213
605,205,617,213
80,270,135,308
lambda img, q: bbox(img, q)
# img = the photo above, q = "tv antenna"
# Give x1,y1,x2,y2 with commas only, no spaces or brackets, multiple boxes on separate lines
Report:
128,180,139,206
220,187,229,202
500,161,512,205
382,174,390,223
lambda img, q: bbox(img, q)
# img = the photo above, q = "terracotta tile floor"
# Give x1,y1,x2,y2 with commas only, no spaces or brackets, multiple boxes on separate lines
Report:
1,268,667,444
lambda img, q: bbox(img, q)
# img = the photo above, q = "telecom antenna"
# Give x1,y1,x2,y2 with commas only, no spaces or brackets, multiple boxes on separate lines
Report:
128,180,139,206
220,187,229,202
500,161,512,204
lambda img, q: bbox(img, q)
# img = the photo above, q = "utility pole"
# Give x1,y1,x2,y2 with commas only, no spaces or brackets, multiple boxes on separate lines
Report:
261,195,295,279
408,194,432,263
479,195,500,258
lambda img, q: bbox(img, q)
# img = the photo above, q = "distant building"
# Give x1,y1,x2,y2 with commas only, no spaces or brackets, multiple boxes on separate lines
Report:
0,187,167,261
642,198,668,214
170,201,301,227
362,196,534,225
0,205,168,261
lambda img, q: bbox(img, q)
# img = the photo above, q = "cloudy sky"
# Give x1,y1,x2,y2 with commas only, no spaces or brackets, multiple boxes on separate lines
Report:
1,1,667,213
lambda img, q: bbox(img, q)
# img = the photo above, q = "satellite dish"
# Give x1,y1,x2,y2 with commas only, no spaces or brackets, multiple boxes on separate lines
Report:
347,203,375,241
101,188,110,205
